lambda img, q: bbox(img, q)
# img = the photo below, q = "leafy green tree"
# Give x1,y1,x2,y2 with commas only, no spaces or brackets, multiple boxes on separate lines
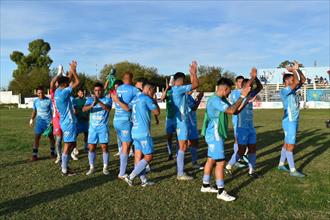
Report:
278,60,304,68
9,39,53,98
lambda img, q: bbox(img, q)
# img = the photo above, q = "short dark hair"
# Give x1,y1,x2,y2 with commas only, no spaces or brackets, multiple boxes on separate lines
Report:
93,82,104,89
283,74,293,83
174,72,185,80
235,75,244,81
114,79,123,86
217,78,234,87
78,87,84,92
57,76,70,85
142,80,155,89
36,86,44,92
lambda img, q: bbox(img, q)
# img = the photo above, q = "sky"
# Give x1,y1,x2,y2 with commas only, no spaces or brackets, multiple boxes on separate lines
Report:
1,0,329,88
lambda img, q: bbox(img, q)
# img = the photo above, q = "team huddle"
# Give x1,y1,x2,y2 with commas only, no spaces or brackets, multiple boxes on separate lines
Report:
29,60,306,201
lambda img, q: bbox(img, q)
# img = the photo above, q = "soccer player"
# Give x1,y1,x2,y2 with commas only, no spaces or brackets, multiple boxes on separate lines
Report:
29,86,55,161
172,61,199,180
277,61,306,177
83,82,112,175
187,91,204,169
225,68,263,178
201,78,251,201
50,67,64,164
228,75,248,168
72,88,89,157
54,60,80,176
124,81,160,186
113,72,139,179
160,80,176,160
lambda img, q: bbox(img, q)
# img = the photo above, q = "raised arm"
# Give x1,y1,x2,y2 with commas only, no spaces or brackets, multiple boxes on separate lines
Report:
189,61,199,90
110,93,130,112
69,60,80,89
225,86,251,115
160,80,170,102
286,62,300,90
294,61,306,85
191,92,204,111
245,67,257,88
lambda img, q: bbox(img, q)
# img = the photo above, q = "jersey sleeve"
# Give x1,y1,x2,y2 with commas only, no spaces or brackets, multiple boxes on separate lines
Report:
175,84,193,95
281,86,294,97
85,97,93,106
211,97,229,112
32,99,37,110
146,97,157,111
63,86,73,98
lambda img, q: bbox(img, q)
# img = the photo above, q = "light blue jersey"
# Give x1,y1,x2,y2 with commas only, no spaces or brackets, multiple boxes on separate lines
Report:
171,84,192,122
85,96,112,128
237,101,254,128
229,89,241,129
33,97,52,123
114,84,139,121
205,95,230,142
54,86,76,126
280,86,300,122
130,93,157,139
187,94,199,140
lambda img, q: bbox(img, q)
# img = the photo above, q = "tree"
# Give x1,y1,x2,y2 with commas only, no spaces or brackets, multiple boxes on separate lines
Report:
9,39,53,98
197,65,235,92
278,60,304,68
100,61,166,88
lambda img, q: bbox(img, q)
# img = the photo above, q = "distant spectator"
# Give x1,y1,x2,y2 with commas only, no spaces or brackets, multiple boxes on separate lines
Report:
314,75,319,84
307,78,311,84
324,78,328,85
320,76,324,84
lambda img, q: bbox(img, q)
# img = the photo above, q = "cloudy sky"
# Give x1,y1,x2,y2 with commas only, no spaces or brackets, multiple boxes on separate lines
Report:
1,0,329,88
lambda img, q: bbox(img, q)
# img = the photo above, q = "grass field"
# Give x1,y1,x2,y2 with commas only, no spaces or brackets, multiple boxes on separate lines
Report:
0,108,329,219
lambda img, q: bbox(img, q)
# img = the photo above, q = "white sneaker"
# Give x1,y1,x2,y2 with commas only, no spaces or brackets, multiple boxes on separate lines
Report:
192,163,204,170
201,186,218,193
177,173,193,181
55,155,61,164
103,167,109,175
118,174,128,180
86,167,95,176
217,190,236,201
145,164,151,173
114,152,120,157
71,151,79,161
73,147,79,155
141,180,155,187
124,176,133,186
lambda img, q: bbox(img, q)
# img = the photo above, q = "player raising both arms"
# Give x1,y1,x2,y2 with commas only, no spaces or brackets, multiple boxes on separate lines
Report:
277,61,306,177
83,82,112,175
124,81,160,186
54,60,80,176
29,86,55,161
225,68,263,178
172,61,199,180
201,78,251,201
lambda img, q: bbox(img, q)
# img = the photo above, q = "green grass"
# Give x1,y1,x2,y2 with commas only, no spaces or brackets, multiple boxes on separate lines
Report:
0,109,329,219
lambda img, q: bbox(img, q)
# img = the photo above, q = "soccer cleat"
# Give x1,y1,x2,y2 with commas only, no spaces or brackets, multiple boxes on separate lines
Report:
86,168,95,176
192,163,204,170
103,167,109,175
290,170,305,178
73,148,79,155
141,180,155,187
217,190,236,201
277,165,289,172
31,155,38,161
54,155,61,164
71,151,79,161
201,186,218,193
114,151,120,157
118,174,128,180
248,172,261,178
242,155,249,163
224,168,233,175
124,176,133,186
61,169,76,176
177,173,193,181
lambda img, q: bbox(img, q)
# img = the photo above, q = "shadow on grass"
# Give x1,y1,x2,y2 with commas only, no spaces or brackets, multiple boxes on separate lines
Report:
0,174,115,216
